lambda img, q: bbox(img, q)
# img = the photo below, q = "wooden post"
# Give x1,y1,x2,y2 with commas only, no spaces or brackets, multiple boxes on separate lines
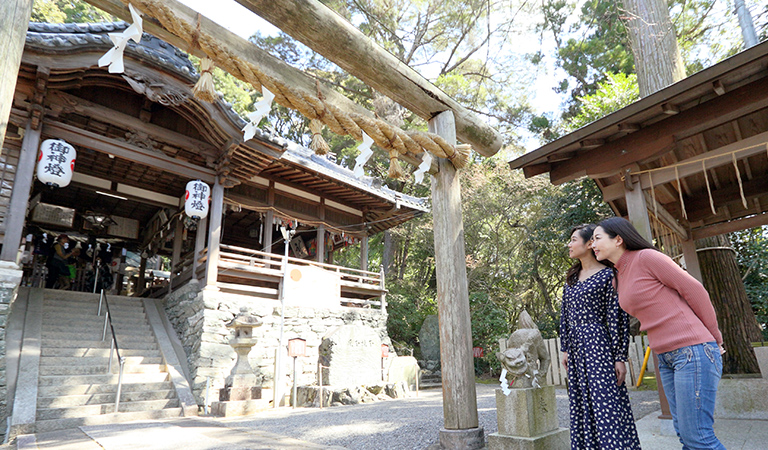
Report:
0,124,40,262
137,256,147,296
428,111,482,447
624,180,653,241
204,178,224,290
317,199,325,263
623,179,672,420
680,239,703,282
263,183,275,253
169,214,184,291
360,235,369,272
0,0,33,153
193,216,208,280
316,225,325,264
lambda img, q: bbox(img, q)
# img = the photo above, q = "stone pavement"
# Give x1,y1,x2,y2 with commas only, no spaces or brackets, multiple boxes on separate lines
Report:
7,413,768,449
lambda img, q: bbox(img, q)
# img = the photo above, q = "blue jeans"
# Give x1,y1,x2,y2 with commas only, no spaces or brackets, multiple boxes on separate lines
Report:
658,342,726,450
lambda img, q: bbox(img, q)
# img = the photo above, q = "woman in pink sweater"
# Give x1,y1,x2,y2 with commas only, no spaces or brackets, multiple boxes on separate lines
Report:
592,217,725,450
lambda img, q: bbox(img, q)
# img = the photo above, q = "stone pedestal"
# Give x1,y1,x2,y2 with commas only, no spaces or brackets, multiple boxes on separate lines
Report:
488,387,569,450
210,398,271,417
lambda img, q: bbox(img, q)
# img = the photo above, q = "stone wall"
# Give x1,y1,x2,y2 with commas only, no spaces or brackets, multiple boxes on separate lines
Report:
164,280,390,406
0,263,23,439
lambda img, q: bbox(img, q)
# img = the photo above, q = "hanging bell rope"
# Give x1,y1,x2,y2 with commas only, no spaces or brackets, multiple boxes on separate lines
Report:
674,166,688,220
192,57,217,102
123,0,471,178
732,153,749,209
702,160,717,215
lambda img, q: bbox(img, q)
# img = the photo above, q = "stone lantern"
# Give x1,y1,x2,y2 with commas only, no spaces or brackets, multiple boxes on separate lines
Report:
213,307,266,415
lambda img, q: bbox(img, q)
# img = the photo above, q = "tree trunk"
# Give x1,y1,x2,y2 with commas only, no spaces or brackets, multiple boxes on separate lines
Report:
0,0,33,153
622,0,686,96
696,235,761,374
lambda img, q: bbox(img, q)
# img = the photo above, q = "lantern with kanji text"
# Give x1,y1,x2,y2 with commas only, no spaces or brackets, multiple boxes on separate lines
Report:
184,180,210,219
37,139,76,188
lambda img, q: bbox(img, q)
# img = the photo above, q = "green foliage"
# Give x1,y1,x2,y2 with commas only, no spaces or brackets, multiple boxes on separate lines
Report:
567,72,639,130
730,226,768,340
32,0,113,23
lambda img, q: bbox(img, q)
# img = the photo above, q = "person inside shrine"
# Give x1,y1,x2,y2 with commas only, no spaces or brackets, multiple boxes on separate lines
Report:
45,234,80,290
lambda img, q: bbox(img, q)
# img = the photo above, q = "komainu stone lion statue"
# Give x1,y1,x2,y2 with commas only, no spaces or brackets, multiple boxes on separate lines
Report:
496,310,550,392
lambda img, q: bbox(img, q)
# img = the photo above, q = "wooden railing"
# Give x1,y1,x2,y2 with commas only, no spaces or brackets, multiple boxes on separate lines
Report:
189,244,386,311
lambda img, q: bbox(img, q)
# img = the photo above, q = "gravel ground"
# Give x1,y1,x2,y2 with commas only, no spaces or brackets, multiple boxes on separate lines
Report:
213,384,661,449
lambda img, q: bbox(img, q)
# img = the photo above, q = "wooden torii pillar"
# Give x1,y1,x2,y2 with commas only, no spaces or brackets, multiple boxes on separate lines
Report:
0,0,33,154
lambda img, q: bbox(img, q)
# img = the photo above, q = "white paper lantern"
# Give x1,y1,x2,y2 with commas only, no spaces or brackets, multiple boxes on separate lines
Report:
37,139,76,188
185,180,210,219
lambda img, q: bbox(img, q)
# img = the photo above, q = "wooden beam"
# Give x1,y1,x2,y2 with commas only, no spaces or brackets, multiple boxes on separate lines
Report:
83,0,434,171
0,0,33,153
429,111,480,436
522,162,551,178
43,121,216,183
550,76,768,185
661,103,680,115
635,130,768,189
692,212,768,240
45,90,218,156
232,0,502,158
713,80,726,96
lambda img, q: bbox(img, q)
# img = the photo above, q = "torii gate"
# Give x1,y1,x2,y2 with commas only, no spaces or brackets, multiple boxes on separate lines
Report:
0,0,502,447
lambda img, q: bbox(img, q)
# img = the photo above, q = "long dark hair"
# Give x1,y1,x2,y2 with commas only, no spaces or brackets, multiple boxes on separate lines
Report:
596,217,657,251
566,224,597,286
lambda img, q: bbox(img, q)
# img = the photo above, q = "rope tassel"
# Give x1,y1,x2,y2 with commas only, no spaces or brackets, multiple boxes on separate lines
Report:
193,57,217,103
309,119,329,155
732,153,748,209
388,150,404,179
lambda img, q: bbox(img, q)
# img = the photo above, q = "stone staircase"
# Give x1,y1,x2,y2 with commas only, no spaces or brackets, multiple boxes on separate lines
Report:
31,290,184,433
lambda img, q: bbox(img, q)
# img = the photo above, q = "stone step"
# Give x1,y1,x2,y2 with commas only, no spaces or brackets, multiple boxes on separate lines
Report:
39,355,163,367
38,381,173,397
41,347,160,358
37,398,181,420
42,290,143,305
38,373,169,387
39,363,165,376
42,324,153,336
35,404,182,426
41,330,156,342
42,299,145,310
38,389,178,408
42,307,147,321
39,339,159,351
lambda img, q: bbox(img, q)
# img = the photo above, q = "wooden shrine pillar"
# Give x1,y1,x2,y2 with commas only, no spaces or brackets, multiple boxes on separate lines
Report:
169,214,184,291
428,111,483,448
0,124,41,262
204,177,224,290
193,216,208,281
317,200,325,263
263,182,275,253
0,0,33,153
680,239,703,283
623,179,672,421
137,256,147,296
360,235,369,272
624,180,653,241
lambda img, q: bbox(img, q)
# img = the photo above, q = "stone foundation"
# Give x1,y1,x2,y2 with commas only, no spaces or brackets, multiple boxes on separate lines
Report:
488,387,569,450
164,280,390,407
0,263,22,440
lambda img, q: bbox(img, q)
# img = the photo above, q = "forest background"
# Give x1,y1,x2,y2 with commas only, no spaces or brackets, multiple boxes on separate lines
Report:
32,0,768,373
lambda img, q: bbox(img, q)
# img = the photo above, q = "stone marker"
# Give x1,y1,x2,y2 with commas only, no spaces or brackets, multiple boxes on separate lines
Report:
419,315,440,362
319,324,382,386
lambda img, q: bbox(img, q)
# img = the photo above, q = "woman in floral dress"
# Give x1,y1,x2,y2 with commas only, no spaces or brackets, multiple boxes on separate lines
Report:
560,224,640,449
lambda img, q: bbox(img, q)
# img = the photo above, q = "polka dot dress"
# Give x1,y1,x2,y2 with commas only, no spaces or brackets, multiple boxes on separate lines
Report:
560,267,640,450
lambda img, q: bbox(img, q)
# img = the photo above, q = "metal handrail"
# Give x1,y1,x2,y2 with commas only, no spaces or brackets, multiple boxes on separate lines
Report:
98,289,126,413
